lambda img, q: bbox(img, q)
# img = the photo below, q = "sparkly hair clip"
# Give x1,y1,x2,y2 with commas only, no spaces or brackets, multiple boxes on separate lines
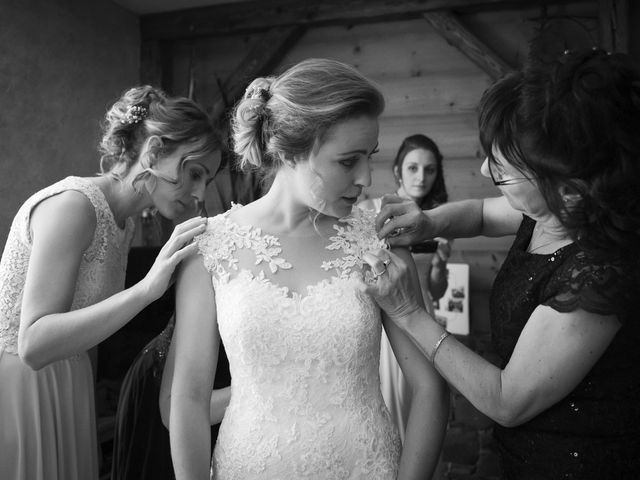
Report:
122,104,148,125
246,85,271,102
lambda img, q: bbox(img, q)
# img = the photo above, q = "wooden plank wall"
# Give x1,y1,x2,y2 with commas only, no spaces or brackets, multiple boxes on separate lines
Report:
155,1,597,334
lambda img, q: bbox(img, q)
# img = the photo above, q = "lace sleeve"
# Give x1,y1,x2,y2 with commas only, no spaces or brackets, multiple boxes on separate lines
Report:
195,213,236,284
543,251,637,322
323,207,388,280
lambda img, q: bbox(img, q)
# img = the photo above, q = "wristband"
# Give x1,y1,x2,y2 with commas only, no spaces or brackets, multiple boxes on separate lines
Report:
430,331,451,364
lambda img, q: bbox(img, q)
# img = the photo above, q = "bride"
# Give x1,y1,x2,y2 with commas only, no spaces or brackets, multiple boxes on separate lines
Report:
162,58,448,480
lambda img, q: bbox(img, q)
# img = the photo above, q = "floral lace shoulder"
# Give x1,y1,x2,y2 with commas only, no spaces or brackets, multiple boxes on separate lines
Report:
322,207,388,282
195,204,292,284
543,250,639,323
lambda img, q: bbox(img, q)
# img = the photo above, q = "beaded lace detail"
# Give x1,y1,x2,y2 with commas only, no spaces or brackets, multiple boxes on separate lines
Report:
0,177,135,354
196,206,400,479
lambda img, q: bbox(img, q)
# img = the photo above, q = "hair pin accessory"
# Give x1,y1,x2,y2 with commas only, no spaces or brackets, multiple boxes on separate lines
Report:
122,104,148,125
246,86,271,102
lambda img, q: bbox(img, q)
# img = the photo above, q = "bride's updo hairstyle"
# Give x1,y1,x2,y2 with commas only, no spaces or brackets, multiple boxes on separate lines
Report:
231,58,385,176
99,85,220,189
480,48,640,258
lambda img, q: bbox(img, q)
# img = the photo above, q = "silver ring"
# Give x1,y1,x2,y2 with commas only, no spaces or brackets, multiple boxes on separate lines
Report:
382,258,391,267
372,264,387,278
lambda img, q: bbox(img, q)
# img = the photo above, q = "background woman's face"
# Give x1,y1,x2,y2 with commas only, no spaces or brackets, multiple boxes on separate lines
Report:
398,148,438,203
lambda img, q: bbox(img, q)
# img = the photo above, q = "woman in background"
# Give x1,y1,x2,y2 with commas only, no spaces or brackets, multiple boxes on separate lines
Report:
359,133,451,442
0,85,220,480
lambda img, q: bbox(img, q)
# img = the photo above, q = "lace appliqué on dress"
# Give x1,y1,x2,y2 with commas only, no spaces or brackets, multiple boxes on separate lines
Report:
322,208,388,283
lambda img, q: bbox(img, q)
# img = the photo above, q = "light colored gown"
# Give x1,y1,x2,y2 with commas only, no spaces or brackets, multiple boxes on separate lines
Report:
0,176,134,480
196,205,401,479
358,198,436,444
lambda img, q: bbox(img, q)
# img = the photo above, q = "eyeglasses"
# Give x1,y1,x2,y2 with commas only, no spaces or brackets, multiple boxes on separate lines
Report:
487,158,530,186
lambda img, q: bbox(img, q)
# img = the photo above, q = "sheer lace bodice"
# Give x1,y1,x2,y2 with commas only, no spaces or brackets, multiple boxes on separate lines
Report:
0,176,135,354
196,206,401,479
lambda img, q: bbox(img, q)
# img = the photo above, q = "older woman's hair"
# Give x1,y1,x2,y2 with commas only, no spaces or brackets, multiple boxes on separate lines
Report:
479,48,640,257
392,134,448,210
231,58,385,176
99,85,221,187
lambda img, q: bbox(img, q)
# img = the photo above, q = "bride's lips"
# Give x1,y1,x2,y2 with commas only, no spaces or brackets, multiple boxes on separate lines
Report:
342,196,359,204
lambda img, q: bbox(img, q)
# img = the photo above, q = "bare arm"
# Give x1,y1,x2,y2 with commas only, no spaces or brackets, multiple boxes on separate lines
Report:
394,302,620,427
18,192,207,370
427,238,451,301
383,248,449,479
376,195,521,246
160,331,230,427
168,253,218,480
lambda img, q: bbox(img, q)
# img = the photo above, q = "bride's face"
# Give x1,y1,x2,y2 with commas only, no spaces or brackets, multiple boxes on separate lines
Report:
294,115,379,218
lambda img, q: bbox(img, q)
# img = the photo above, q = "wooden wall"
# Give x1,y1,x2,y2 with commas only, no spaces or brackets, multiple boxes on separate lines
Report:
142,1,605,334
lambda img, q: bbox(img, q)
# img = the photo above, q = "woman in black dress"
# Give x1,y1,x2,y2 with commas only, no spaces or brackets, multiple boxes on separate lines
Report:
366,48,640,478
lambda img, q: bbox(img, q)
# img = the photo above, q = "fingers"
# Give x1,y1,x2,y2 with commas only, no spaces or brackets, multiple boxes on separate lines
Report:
169,240,201,264
362,249,392,278
375,200,412,234
172,216,208,235
161,219,208,257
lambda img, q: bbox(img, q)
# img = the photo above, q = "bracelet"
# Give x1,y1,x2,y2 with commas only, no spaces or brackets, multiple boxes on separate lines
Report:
430,331,451,364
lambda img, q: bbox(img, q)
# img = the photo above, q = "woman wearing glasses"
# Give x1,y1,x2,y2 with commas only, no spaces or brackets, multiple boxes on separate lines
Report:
364,48,640,479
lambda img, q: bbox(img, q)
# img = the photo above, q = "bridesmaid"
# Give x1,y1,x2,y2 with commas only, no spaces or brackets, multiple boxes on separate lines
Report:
0,85,221,480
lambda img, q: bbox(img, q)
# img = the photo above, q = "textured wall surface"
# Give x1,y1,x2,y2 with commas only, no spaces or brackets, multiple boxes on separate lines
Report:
0,0,140,245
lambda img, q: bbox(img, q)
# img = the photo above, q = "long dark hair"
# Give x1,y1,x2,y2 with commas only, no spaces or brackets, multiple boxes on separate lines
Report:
392,134,448,210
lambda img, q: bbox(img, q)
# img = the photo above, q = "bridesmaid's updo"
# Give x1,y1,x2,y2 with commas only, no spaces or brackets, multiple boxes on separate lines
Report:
231,58,385,176
99,85,220,187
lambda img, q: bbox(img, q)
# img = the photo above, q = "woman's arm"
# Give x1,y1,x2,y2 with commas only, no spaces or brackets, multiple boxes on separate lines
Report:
376,195,521,246
18,191,207,370
393,298,620,427
160,336,230,428
168,252,219,480
384,248,449,479
367,248,622,427
427,238,451,301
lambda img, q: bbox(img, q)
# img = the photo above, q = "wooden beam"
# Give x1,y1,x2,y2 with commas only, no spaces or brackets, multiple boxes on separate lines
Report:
599,0,615,51
141,0,577,41
613,0,629,53
599,0,629,52
210,26,306,122
422,11,512,79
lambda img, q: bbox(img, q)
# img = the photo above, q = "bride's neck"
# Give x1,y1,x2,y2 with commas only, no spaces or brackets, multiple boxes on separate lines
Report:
254,174,327,235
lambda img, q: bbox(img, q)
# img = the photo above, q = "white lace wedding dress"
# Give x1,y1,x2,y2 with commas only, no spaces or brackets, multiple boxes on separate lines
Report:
196,205,401,479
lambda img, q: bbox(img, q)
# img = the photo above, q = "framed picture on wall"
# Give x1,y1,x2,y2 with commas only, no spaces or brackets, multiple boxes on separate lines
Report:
433,263,470,336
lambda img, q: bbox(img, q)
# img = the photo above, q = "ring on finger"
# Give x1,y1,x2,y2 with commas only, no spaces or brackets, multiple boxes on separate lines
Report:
372,265,387,278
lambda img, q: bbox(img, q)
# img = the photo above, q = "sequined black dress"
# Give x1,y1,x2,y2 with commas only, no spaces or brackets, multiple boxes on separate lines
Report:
490,215,640,479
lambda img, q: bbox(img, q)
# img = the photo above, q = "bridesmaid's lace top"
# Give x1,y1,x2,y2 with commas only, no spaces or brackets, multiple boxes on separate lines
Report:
490,215,640,479
195,205,401,480
0,176,135,354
